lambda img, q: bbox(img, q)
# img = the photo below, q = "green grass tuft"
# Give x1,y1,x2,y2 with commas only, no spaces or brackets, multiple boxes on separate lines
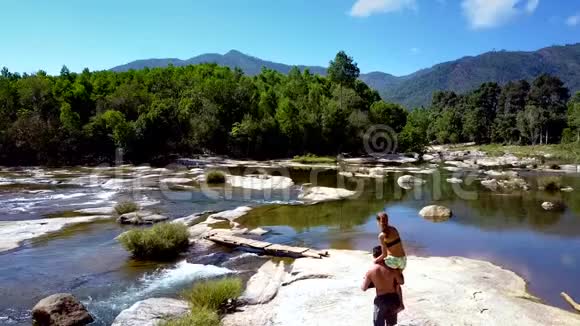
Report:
114,200,139,215
162,306,220,326
118,223,190,260
182,278,243,311
292,154,336,164
206,171,226,184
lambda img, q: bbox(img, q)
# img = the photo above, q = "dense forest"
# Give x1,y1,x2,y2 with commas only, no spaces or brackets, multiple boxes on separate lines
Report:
0,52,579,166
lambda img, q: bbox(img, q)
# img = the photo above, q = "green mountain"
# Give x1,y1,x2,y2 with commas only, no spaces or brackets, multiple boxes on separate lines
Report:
111,43,580,108
383,43,580,108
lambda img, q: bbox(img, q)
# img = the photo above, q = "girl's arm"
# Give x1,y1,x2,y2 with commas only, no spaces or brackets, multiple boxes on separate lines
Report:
374,233,388,264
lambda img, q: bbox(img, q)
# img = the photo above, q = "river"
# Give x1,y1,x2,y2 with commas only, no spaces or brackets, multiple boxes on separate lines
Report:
0,165,579,325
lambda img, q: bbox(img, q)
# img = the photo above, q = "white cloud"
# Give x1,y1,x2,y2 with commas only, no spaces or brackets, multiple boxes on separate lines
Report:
566,13,580,26
525,0,539,13
410,47,420,54
461,0,540,29
350,0,417,17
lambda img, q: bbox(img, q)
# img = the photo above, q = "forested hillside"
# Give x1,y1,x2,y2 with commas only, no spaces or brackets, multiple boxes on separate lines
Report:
111,44,580,109
381,43,580,108
1,51,579,166
0,52,413,165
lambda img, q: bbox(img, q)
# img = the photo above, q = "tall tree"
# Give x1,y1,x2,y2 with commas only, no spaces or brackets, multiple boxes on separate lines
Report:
493,80,530,144
528,74,570,144
568,92,580,142
516,105,544,145
327,51,360,111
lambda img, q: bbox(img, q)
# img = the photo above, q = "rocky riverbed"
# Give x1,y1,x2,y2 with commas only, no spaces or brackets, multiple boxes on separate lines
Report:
222,250,580,326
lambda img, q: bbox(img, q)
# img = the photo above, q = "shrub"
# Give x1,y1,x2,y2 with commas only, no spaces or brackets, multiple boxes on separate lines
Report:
537,176,562,192
206,171,226,184
162,307,220,326
118,223,190,260
114,200,139,215
183,278,243,311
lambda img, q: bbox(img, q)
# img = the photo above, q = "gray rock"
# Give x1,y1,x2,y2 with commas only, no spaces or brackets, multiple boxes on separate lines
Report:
111,298,189,326
248,227,270,236
117,211,168,225
561,187,574,192
542,202,558,211
0,216,111,253
446,177,463,184
32,293,93,326
397,175,426,189
298,187,356,202
419,205,452,222
241,261,287,305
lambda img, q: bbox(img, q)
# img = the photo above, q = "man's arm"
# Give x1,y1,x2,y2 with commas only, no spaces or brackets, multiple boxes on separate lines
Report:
361,270,372,291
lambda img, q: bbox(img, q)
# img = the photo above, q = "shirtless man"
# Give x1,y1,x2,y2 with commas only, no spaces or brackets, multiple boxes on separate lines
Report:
362,246,404,326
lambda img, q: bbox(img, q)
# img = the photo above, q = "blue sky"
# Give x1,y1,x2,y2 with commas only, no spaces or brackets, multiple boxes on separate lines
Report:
1,0,579,76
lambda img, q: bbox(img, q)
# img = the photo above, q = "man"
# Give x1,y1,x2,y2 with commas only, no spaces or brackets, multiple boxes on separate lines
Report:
362,246,404,326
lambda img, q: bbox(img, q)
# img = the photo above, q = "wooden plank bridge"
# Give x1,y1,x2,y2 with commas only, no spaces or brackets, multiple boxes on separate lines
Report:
204,232,329,259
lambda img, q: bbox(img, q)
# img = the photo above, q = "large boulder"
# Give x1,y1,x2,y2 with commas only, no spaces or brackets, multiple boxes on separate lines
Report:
111,298,189,326
419,205,452,222
116,211,168,225
32,293,93,326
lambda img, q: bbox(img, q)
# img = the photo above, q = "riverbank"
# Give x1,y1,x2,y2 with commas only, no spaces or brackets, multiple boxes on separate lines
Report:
223,250,580,326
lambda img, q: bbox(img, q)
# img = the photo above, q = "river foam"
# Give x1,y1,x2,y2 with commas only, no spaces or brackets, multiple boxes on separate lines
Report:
85,261,234,325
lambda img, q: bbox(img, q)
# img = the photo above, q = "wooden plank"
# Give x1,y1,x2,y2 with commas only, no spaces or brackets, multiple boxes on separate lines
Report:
561,292,580,313
266,244,310,254
204,233,328,259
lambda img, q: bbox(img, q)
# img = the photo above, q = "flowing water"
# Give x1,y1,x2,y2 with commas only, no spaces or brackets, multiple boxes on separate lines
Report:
0,165,579,325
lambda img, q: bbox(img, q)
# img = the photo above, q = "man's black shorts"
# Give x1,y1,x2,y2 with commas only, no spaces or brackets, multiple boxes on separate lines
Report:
373,293,400,326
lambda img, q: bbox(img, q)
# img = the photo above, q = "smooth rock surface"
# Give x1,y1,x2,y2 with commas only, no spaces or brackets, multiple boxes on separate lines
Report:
223,250,580,326
542,202,557,211
111,298,189,326
298,186,356,202
446,177,463,184
0,216,111,252
207,206,252,223
228,175,294,190
117,212,168,225
32,293,93,326
419,205,453,222
241,261,287,305
397,175,426,189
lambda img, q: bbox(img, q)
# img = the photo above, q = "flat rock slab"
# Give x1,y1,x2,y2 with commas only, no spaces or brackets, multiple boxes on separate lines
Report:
207,206,252,222
223,250,580,326
298,186,356,202
228,175,294,190
111,298,189,326
117,212,168,225
0,216,111,252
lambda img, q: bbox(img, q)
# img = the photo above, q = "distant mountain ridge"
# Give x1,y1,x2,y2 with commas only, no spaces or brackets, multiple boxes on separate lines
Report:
111,43,580,108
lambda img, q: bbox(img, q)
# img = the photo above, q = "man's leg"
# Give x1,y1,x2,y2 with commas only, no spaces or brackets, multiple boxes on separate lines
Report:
373,300,386,326
385,312,398,326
